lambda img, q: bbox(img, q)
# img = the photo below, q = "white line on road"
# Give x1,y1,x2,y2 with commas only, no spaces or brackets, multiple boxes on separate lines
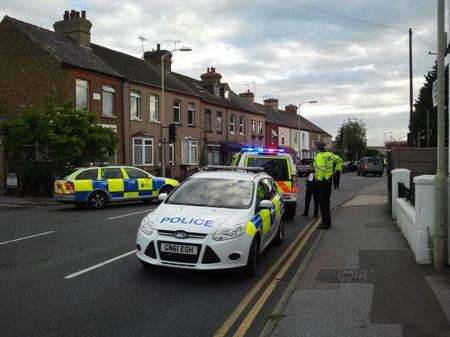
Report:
64,250,136,279
107,209,153,220
0,231,55,246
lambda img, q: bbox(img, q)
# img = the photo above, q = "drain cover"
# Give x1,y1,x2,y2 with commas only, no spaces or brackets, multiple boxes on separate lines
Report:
317,269,375,283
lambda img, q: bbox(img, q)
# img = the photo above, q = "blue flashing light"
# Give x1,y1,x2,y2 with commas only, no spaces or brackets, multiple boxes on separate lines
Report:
242,147,286,153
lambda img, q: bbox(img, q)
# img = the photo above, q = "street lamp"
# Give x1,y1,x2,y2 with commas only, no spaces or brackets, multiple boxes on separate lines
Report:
297,100,318,159
160,46,192,177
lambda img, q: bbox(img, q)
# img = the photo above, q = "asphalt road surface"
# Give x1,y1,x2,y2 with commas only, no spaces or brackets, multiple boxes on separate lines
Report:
0,173,384,337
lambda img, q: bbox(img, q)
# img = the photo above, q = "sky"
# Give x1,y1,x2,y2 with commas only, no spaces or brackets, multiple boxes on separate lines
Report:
0,0,439,145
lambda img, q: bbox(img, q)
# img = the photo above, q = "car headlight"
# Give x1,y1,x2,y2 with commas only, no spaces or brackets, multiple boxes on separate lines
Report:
212,224,246,241
140,217,155,235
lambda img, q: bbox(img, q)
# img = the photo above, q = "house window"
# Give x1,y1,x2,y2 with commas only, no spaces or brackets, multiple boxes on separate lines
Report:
130,91,141,120
302,133,306,148
216,111,222,133
214,84,220,97
76,79,89,110
102,85,115,116
207,145,220,165
204,109,212,131
133,137,153,166
251,120,257,134
258,121,263,135
224,90,230,99
230,115,235,133
168,143,175,165
150,94,159,122
173,100,181,124
188,103,196,126
239,116,245,135
182,139,198,165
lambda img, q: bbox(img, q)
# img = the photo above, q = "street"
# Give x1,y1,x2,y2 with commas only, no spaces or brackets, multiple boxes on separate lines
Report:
0,173,383,337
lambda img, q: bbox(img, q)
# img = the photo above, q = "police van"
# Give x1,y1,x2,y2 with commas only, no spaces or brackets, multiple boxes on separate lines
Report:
136,166,284,277
54,165,179,209
232,148,298,220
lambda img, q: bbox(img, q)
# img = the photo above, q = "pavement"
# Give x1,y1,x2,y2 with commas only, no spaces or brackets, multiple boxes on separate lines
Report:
267,181,450,337
0,173,383,337
0,195,58,206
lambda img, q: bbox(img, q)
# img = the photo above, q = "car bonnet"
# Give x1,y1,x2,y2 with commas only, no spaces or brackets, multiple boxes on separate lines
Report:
149,203,251,234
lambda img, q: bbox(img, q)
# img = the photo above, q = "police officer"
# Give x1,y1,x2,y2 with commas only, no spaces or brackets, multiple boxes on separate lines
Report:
314,142,336,229
333,154,344,189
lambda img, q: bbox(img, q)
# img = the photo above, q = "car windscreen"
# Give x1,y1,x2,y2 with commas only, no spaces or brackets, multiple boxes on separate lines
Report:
57,168,78,180
367,157,382,165
247,157,289,181
165,178,254,209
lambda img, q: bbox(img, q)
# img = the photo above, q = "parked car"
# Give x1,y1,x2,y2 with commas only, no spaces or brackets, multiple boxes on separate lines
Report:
296,158,314,177
357,157,384,177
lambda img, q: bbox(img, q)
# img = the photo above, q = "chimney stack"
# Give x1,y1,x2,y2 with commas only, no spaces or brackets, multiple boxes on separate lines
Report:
200,67,222,95
54,9,92,48
239,89,255,104
143,43,172,72
285,104,298,114
263,98,278,111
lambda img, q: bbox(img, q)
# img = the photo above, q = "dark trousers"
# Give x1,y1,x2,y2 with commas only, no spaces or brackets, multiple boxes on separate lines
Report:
333,171,341,189
304,181,319,216
317,178,332,227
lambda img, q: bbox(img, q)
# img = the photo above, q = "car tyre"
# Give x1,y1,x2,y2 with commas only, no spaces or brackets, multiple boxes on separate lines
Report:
283,202,296,220
243,239,258,278
275,220,285,246
87,191,107,210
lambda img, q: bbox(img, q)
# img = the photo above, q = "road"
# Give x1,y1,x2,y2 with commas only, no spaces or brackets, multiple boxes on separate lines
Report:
0,173,383,337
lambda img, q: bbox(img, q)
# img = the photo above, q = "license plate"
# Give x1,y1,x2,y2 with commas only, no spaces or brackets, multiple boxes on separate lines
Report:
160,243,197,255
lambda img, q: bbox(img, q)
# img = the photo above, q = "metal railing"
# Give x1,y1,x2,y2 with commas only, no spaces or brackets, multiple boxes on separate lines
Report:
398,182,415,205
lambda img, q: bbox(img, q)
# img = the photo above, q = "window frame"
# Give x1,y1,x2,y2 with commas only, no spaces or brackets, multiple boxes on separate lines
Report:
149,94,160,122
230,114,235,134
168,143,175,165
258,121,263,135
204,109,212,131
187,102,196,126
132,137,154,166
102,85,115,117
181,139,198,165
216,111,223,133
130,91,142,120
75,79,89,111
239,116,245,135
173,100,181,124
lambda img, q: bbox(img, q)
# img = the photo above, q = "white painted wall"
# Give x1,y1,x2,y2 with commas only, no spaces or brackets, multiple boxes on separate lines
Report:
391,168,411,220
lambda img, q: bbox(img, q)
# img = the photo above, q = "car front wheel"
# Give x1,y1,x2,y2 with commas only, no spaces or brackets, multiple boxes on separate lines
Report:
243,239,258,278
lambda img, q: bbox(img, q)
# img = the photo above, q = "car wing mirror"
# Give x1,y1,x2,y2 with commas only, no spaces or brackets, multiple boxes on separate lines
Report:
258,199,274,210
158,193,168,202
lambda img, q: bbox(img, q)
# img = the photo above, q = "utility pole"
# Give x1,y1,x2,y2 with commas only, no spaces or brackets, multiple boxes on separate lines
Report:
409,28,414,126
434,0,448,268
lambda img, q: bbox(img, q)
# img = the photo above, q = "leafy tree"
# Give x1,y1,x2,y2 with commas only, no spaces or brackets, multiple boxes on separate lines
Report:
365,147,381,157
2,103,117,195
334,119,367,161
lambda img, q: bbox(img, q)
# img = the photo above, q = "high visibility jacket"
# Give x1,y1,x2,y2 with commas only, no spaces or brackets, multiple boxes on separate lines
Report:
314,151,335,181
334,154,344,171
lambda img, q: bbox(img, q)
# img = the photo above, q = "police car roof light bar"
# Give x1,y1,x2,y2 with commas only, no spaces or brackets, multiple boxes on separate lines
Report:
205,165,264,172
242,147,285,153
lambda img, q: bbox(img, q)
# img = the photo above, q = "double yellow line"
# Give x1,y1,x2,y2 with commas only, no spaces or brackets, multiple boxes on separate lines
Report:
214,217,320,337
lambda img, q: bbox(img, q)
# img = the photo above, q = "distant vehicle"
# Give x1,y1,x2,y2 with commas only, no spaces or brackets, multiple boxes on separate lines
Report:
233,147,298,220
54,165,179,209
297,158,314,177
357,157,384,177
344,161,358,172
136,168,284,277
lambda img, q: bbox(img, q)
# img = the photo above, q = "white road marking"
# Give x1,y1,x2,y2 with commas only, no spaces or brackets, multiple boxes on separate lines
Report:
0,231,55,246
64,250,136,279
107,209,153,220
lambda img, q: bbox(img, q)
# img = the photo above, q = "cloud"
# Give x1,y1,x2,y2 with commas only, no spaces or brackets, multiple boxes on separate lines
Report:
0,0,436,146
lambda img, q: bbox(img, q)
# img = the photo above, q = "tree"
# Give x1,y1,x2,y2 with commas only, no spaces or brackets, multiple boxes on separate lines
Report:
2,103,118,195
409,64,437,147
334,119,367,161
365,147,382,158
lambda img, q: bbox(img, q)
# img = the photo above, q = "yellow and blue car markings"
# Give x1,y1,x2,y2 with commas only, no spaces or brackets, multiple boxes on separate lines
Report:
65,167,178,202
245,195,283,238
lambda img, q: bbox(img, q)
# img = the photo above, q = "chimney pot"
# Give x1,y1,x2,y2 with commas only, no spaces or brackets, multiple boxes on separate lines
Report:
211,67,215,73
70,10,75,18
81,10,86,18
64,11,69,20
54,9,92,47
157,43,160,51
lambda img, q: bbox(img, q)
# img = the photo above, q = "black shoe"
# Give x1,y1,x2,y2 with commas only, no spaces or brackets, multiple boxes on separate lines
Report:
302,213,308,217
313,214,318,218
317,223,331,230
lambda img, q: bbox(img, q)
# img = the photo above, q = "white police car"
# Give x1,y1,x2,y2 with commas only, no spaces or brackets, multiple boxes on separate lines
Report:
136,166,284,277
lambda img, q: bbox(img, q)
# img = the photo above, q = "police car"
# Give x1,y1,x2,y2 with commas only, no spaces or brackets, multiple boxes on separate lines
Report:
54,165,179,209
136,166,284,277
233,147,298,220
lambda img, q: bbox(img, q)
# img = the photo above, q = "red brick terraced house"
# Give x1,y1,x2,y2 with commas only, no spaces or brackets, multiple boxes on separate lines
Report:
0,10,268,186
